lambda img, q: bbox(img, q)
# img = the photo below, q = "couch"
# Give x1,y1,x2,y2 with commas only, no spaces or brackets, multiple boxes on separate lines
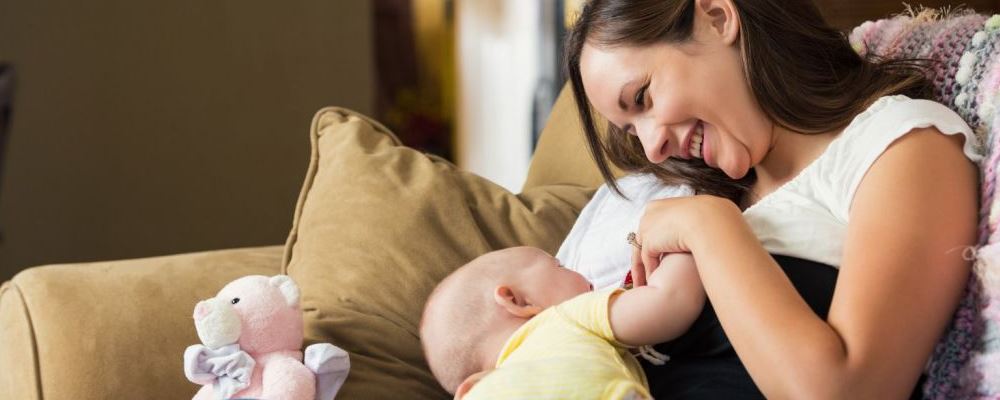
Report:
0,84,603,399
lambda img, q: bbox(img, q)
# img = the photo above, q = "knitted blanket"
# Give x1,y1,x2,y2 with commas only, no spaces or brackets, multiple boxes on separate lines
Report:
849,7,1000,399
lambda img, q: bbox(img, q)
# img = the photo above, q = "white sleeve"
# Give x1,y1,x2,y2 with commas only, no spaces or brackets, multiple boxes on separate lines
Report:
556,174,694,289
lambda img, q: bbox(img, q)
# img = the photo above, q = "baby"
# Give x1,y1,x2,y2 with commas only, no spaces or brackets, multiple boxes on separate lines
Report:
420,246,705,399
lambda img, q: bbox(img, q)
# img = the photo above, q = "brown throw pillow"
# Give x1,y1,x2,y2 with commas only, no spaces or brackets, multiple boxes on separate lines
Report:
282,107,593,399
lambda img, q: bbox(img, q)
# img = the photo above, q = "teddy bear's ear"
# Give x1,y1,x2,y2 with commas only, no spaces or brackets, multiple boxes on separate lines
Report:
268,275,300,308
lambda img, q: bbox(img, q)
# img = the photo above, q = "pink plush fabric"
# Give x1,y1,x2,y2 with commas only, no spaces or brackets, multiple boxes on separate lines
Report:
190,275,315,400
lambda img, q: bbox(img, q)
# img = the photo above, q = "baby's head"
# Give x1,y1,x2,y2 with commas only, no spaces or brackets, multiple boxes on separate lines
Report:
420,246,592,394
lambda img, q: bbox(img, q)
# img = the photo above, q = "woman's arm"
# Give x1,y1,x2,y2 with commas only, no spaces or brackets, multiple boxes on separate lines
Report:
674,128,978,399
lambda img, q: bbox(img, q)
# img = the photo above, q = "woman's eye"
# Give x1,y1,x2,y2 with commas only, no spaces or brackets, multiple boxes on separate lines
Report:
634,84,648,107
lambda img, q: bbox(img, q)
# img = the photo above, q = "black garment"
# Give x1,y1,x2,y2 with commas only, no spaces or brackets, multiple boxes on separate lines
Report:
641,254,926,399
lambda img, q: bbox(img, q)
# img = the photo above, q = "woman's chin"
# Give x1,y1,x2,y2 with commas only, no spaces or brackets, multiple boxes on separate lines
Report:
720,162,749,180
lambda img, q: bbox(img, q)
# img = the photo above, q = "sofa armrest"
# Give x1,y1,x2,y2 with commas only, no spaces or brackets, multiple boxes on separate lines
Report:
0,245,283,400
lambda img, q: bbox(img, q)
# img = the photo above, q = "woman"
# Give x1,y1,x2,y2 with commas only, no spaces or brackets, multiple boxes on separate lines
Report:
565,0,981,398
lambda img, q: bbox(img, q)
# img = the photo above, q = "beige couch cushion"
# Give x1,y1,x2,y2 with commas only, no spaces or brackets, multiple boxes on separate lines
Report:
282,107,594,399
524,85,615,190
0,245,284,400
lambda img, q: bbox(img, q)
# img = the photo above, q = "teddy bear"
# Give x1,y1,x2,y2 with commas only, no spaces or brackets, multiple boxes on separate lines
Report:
183,274,349,400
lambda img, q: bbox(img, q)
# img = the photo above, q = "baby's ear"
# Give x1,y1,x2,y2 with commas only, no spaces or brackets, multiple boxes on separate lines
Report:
493,286,542,318
454,369,492,400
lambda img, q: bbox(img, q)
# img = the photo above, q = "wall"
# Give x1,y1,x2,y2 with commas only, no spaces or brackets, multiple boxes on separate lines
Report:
456,0,539,192
0,0,374,280
813,0,1000,30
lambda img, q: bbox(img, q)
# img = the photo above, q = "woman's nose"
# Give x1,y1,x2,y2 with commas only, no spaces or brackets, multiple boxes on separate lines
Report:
635,121,670,164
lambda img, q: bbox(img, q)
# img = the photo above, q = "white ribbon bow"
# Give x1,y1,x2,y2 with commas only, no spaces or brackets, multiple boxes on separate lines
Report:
184,343,256,399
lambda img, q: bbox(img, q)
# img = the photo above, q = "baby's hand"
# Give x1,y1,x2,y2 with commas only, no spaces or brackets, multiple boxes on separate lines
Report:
624,253,696,289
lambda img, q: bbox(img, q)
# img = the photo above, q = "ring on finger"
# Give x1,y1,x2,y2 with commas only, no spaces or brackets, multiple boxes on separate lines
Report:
627,232,641,249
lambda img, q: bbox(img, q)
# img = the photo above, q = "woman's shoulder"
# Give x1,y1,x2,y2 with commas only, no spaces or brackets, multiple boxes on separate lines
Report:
846,95,981,161
843,117,978,262
820,94,981,219
842,98,980,213
878,95,966,120
848,95,970,134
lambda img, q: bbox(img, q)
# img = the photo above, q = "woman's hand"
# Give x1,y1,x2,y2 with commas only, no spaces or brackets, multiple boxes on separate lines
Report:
629,194,741,286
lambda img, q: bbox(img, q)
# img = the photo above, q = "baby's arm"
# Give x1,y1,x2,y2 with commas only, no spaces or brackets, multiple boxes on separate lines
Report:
608,253,706,346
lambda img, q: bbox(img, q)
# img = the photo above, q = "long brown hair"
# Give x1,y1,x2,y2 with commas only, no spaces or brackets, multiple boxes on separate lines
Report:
564,0,933,203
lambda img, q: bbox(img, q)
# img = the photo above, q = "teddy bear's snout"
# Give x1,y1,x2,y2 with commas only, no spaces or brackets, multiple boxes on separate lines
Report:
193,297,242,349
193,301,211,321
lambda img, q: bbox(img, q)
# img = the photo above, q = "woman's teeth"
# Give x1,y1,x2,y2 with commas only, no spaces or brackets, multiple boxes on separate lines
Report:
690,122,704,159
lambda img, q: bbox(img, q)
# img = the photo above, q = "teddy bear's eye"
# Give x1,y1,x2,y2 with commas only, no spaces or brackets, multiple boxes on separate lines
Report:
231,298,240,305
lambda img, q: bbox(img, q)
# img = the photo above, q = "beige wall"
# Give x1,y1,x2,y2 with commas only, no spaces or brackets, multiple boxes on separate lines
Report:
0,0,374,280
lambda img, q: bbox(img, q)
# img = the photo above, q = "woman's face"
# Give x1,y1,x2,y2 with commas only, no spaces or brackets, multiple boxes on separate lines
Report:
578,0,775,180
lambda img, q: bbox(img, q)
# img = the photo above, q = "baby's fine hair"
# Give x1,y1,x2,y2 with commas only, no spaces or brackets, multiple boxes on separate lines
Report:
419,252,511,394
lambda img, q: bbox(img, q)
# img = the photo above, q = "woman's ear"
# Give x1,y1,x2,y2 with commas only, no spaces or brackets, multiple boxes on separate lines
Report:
453,369,492,400
694,0,740,46
494,286,542,318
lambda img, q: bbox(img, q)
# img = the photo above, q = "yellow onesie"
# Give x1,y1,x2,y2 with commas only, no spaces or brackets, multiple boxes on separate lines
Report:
464,288,651,400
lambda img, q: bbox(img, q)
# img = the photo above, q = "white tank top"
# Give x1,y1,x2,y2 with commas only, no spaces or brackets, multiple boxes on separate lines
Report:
742,95,984,268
